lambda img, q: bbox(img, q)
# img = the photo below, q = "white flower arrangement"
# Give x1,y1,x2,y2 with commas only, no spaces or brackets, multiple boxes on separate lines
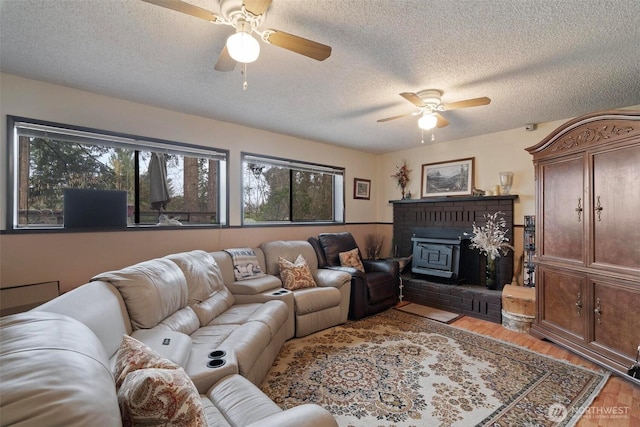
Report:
467,211,514,260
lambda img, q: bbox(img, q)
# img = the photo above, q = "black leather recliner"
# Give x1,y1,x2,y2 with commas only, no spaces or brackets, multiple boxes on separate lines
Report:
308,232,399,320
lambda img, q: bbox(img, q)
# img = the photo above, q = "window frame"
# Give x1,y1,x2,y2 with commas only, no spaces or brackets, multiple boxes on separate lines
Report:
5,116,229,232
241,152,345,226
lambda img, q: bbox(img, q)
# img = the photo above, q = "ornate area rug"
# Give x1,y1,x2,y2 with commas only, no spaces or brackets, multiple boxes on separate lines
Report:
260,310,609,427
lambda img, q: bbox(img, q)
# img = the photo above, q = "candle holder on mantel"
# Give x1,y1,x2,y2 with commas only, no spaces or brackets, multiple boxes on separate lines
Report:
499,171,514,195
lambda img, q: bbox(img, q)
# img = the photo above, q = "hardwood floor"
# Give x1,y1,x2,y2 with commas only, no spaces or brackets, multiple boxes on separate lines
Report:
451,316,640,427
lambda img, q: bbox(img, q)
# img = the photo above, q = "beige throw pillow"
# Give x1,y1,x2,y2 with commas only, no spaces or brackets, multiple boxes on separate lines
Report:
118,368,206,427
279,254,318,291
339,248,365,272
114,335,206,426
114,335,179,389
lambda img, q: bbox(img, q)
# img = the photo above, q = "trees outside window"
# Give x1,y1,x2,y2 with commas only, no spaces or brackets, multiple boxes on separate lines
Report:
242,154,344,224
9,117,227,229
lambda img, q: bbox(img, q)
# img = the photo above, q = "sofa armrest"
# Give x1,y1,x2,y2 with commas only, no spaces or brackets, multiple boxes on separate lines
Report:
247,404,338,427
225,275,282,296
363,259,399,277
325,265,366,280
313,269,352,289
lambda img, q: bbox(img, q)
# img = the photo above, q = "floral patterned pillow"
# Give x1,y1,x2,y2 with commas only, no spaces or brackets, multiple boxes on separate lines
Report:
113,335,179,389
114,335,205,426
118,368,206,427
279,254,318,291
339,248,365,273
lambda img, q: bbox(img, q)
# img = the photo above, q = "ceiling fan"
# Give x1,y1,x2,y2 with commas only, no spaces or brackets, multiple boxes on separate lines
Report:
141,0,332,72
378,89,491,131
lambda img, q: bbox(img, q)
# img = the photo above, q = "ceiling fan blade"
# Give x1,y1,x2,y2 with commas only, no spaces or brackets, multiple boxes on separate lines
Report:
141,0,221,22
264,30,331,61
400,92,426,108
435,112,449,128
443,96,491,110
377,112,418,123
214,45,236,72
243,0,272,16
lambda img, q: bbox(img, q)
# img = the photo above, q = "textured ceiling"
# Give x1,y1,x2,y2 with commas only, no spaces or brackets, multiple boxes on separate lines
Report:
1,0,639,154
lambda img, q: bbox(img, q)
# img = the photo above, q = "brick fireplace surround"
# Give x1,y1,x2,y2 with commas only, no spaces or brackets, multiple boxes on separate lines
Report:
391,195,517,323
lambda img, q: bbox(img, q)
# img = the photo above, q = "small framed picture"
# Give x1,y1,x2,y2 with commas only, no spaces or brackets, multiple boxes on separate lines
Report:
421,157,474,198
353,178,371,200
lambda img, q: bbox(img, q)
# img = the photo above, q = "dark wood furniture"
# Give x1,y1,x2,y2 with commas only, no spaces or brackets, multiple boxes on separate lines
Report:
526,110,640,383
309,232,400,320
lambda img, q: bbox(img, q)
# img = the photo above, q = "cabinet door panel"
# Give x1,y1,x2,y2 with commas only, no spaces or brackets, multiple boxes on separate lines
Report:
592,145,640,269
539,266,587,339
592,279,640,361
541,157,584,262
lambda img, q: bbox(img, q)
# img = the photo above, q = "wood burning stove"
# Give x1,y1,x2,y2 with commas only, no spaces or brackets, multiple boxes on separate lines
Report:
411,227,472,283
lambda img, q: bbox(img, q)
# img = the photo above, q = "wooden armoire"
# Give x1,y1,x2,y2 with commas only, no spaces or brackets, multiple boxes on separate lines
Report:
526,110,640,383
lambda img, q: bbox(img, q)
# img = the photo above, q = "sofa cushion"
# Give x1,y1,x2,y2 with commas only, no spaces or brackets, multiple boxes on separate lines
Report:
0,312,121,427
192,293,235,327
261,240,319,275
118,367,206,427
279,255,317,291
207,374,281,426
93,258,188,330
157,306,201,335
33,280,132,360
293,287,342,315
318,232,359,267
339,248,365,272
165,250,232,306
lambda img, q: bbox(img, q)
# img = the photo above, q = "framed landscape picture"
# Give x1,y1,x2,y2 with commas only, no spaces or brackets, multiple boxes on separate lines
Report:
353,178,371,200
421,157,474,198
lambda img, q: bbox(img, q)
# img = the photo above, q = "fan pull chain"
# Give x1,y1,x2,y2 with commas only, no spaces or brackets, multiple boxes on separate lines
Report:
421,129,425,144
242,63,248,91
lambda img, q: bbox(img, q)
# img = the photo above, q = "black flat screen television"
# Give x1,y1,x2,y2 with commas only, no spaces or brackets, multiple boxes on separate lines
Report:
63,188,128,229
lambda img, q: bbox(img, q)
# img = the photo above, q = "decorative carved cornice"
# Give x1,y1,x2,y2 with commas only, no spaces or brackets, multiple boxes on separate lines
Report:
551,124,636,152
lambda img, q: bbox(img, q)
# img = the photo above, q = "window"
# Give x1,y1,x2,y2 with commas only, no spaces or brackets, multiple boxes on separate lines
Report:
242,153,344,224
7,116,228,230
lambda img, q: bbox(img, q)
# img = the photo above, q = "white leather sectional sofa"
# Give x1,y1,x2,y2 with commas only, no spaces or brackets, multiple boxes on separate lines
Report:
0,241,349,427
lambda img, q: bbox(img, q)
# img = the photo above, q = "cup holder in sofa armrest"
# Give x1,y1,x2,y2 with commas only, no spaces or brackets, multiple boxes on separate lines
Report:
208,350,226,359
207,358,226,368
271,289,289,296
206,350,227,368
188,348,238,393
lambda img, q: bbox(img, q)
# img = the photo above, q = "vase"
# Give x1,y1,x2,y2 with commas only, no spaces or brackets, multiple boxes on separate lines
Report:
485,256,498,290
499,172,514,195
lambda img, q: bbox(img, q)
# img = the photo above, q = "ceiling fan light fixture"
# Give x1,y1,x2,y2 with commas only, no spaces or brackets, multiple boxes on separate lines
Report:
418,113,438,130
226,20,260,63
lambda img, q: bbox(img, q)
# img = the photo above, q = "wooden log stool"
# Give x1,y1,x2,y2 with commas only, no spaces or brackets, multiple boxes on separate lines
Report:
501,285,536,333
